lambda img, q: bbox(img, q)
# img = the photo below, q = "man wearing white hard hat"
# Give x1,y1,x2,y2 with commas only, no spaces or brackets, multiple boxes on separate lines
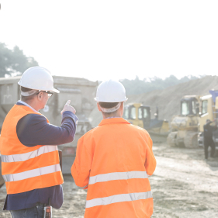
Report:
72,80,156,218
0,66,78,217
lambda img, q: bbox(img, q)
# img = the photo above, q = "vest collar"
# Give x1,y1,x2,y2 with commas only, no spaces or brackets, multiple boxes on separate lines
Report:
17,100,38,113
98,118,130,126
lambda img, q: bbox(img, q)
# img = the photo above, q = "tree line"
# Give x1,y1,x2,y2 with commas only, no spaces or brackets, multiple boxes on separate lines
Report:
0,42,38,78
120,75,205,96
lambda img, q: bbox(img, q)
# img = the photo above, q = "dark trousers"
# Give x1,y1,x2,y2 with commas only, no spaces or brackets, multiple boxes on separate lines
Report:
204,138,215,159
10,203,44,218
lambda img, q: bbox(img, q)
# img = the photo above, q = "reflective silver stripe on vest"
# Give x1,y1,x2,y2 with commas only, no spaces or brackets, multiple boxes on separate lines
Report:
86,191,152,208
1,146,57,163
89,171,148,185
3,164,61,182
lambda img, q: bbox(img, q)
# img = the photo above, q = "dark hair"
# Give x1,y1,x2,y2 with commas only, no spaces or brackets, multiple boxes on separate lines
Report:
99,102,119,109
98,102,120,116
20,87,37,102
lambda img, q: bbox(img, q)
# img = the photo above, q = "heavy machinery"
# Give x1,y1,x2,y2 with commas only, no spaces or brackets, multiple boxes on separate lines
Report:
167,95,201,148
198,90,218,148
123,103,170,142
0,75,98,175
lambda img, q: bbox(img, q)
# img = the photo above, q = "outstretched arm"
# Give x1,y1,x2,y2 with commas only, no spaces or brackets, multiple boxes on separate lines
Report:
17,111,78,147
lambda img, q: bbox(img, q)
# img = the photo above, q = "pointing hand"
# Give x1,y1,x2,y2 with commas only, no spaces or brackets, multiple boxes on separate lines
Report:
61,100,76,114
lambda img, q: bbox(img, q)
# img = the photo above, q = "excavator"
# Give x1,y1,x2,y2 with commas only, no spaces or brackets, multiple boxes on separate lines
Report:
123,103,170,142
167,95,201,148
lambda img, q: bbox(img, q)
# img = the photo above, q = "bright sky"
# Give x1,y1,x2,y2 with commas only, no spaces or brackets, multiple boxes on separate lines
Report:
1,1,218,82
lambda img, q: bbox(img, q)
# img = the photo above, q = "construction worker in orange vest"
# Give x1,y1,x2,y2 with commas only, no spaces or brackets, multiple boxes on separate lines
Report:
0,66,78,218
71,79,156,218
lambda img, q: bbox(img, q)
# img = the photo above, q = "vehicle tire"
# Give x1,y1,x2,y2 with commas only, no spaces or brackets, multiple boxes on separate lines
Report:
184,131,198,148
167,132,177,147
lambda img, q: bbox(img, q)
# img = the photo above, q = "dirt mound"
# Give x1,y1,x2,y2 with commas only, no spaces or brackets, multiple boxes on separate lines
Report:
89,76,218,127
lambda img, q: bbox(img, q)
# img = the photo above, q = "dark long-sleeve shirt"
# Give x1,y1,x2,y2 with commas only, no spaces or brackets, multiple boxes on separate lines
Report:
4,101,78,210
203,121,217,139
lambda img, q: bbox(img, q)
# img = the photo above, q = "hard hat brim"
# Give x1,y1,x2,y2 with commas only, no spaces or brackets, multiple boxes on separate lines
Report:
52,87,60,93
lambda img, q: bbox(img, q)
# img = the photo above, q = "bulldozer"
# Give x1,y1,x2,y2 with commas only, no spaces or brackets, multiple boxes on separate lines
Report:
167,95,201,148
123,103,170,142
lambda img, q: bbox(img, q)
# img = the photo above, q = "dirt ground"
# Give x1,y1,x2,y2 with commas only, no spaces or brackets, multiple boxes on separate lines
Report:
0,143,218,218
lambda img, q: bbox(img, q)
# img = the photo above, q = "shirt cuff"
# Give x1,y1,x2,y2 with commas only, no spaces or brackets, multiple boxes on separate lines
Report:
62,111,78,124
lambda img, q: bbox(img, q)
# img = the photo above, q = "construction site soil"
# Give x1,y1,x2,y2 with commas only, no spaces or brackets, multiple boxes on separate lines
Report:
0,142,217,218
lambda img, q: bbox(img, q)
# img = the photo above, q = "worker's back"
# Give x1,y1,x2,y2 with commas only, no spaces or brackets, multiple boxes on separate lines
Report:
73,117,156,218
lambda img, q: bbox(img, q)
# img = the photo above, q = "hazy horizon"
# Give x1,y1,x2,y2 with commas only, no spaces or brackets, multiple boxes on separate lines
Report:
1,1,218,81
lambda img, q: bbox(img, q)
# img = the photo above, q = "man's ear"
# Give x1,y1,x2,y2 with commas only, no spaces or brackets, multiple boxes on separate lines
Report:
37,92,43,101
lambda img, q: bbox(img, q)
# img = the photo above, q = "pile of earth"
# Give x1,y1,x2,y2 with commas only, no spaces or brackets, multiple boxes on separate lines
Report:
89,75,218,127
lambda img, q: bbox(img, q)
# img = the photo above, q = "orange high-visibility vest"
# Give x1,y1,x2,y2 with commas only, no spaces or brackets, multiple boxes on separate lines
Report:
0,104,63,195
72,118,156,218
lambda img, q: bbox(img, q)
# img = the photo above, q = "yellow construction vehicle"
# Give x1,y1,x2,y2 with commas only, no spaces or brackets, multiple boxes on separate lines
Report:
167,95,201,148
198,90,218,148
123,103,170,142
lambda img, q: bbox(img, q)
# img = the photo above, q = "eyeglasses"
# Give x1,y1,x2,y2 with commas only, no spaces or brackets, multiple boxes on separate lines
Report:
44,91,54,97
36,91,54,97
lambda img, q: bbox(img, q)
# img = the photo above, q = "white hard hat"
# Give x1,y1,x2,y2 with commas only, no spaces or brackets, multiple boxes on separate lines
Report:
94,80,128,102
18,66,59,93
